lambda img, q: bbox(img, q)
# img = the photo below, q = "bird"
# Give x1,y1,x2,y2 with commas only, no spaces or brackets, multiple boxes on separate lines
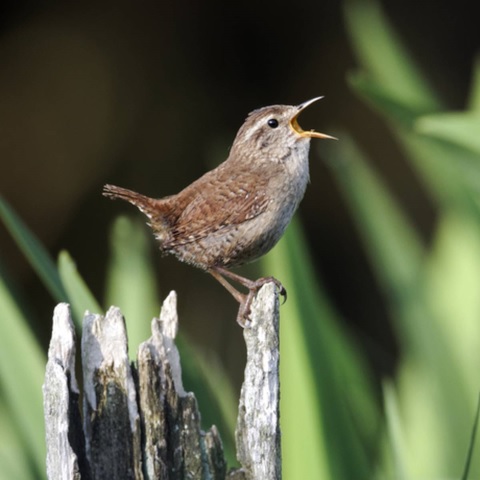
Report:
103,97,334,326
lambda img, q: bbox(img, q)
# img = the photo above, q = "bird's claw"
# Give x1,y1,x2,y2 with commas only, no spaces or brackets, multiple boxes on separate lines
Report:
236,276,287,327
262,277,287,304
276,282,287,304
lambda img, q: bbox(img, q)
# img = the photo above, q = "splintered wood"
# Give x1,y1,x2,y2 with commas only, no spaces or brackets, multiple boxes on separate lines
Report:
43,285,281,480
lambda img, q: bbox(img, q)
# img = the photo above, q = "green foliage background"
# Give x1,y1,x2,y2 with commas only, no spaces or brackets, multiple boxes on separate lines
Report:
1,1,480,478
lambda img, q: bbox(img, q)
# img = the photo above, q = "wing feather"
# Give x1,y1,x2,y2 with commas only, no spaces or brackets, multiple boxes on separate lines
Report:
163,164,271,247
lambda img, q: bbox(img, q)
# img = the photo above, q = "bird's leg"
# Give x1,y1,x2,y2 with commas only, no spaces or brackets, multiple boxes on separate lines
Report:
208,266,287,327
208,269,247,305
208,269,250,326
215,267,287,300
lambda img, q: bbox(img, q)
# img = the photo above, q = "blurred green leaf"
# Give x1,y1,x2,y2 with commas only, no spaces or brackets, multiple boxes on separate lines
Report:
0,195,67,302
348,72,431,127
424,212,480,379
416,112,480,155
0,398,35,480
347,71,477,210
327,135,480,476
104,217,160,357
343,0,480,213
345,0,480,227
178,335,238,465
468,56,480,111
0,269,46,479
382,382,408,480
461,393,480,480
262,219,379,480
323,136,424,306
58,250,102,325
343,0,440,113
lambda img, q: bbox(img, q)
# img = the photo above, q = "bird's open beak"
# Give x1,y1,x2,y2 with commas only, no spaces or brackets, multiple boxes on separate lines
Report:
289,96,337,140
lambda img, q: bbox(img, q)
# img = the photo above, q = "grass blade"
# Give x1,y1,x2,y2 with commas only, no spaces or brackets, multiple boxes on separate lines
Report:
416,112,480,155
323,136,424,305
468,56,480,111
104,217,160,357
178,335,238,465
382,382,409,480
461,392,480,480
0,196,66,301
58,250,102,326
343,0,440,112
0,398,35,480
0,269,46,478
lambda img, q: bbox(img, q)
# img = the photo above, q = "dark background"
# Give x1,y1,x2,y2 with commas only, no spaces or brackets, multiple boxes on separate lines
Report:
1,0,478,385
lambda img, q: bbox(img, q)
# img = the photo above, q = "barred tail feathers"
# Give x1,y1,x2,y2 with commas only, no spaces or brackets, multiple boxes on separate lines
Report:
103,184,173,244
102,184,156,216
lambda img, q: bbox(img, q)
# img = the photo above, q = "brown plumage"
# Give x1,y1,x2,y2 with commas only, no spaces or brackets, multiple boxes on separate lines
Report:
103,97,334,326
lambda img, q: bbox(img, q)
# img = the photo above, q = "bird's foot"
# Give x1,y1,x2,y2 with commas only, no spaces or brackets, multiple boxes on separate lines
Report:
209,267,286,327
236,276,287,327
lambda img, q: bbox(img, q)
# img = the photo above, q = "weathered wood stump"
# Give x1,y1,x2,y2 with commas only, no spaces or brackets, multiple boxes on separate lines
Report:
43,284,281,480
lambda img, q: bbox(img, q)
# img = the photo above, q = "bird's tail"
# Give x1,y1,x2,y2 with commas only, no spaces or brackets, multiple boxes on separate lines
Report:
103,184,159,220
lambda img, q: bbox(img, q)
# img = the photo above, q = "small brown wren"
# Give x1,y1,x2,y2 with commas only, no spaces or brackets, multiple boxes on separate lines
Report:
103,97,334,326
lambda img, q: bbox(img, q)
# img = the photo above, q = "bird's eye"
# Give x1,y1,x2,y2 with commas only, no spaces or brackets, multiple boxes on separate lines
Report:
267,118,279,128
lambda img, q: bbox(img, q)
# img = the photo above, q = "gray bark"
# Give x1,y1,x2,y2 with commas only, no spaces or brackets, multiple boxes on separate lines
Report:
235,284,281,480
43,284,281,480
82,306,143,480
43,303,89,480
